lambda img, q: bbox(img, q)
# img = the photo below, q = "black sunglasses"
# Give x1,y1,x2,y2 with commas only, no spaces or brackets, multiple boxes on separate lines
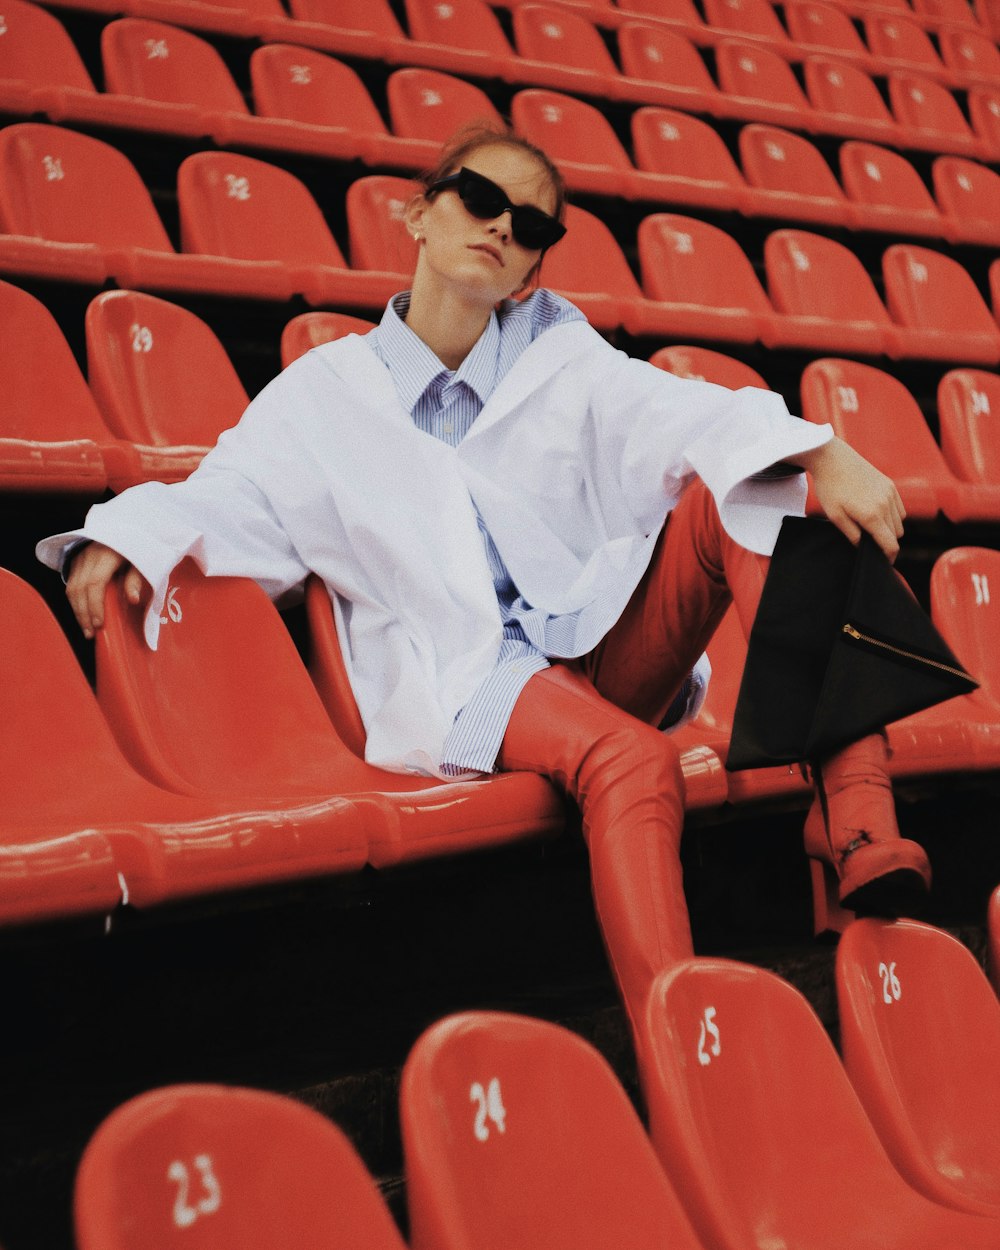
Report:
425,166,566,252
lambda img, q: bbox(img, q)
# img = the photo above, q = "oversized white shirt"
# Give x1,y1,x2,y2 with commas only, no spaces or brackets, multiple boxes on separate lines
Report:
38,306,832,779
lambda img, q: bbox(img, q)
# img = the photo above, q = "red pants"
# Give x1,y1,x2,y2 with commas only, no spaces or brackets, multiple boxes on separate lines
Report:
498,481,769,1039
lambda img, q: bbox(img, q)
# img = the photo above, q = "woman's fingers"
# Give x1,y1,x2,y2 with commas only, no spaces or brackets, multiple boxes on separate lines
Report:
65,543,128,638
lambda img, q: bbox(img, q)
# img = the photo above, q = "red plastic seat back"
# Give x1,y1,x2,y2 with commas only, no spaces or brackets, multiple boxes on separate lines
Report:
932,155,1000,223
836,918,1000,1210
618,24,718,93
703,0,789,41
866,14,945,72
403,0,514,55
784,1,868,57
937,367,1000,484
85,290,248,447
940,28,1000,80
0,122,173,249
74,1084,407,1250
642,959,958,1250
883,242,998,336
286,0,404,36
800,357,954,513
914,0,980,24
249,45,388,131
102,19,248,111
540,203,643,298
715,40,810,109
512,4,619,74
804,57,896,125
0,0,95,91
990,884,1000,991
632,107,745,187
401,1012,704,1250
281,311,377,366
739,124,846,199
0,279,113,442
387,67,503,140
177,151,346,265
764,229,892,322
930,546,1000,707
650,344,769,389
95,559,360,796
840,141,940,215
345,174,420,272
889,72,974,140
637,213,773,313
512,89,633,169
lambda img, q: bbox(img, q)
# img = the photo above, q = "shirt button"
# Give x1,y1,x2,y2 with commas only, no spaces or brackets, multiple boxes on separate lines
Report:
442,421,454,434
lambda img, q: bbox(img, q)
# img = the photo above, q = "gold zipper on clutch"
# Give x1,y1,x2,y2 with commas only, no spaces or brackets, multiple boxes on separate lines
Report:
842,624,969,680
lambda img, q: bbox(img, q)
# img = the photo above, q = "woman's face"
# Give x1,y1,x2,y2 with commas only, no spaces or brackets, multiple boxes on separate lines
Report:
406,144,559,306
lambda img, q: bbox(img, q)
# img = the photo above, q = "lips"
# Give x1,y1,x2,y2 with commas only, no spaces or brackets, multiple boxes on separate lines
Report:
469,243,503,266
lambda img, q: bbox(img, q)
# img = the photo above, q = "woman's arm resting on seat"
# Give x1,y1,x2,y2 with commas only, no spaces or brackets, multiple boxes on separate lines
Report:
66,542,147,639
792,437,906,562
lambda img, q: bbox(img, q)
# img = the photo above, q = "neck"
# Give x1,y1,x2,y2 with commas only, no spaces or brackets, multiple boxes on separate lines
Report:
404,277,495,371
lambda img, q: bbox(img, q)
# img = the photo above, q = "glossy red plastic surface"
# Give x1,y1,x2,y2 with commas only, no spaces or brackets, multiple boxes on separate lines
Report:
75,1084,408,1249
888,71,979,154
839,140,947,237
280,310,377,366
642,958,1000,1250
866,13,946,74
837,917,1000,1215
883,242,1000,363
539,202,645,330
387,66,504,140
512,3,621,80
739,125,853,227
102,18,248,112
0,0,96,106
932,155,1000,244
85,289,248,486
401,1011,706,1250
631,107,747,211
649,344,769,388
938,367,1000,495
512,88,633,197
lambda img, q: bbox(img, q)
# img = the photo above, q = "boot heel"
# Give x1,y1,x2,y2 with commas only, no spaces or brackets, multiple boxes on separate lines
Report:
809,857,853,939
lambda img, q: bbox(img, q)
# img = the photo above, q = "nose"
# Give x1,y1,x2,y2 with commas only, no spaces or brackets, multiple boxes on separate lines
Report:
488,211,512,243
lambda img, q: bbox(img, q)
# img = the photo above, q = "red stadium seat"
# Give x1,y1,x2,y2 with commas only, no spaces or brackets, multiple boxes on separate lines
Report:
865,13,946,74
635,213,772,343
511,4,621,87
400,1011,705,1250
511,88,634,197
649,344,769,388
938,367,1000,496
836,918,1000,1216
932,155,1000,244
738,124,853,226
990,884,1000,992
631,107,747,211
403,0,515,77
0,122,294,297
84,290,248,485
344,173,420,307
101,18,247,121
882,242,1000,363
74,1084,408,1250
280,310,377,366
0,279,129,493
387,66,504,141
803,56,901,143
702,0,793,49
800,357,967,519
715,39,812,115
763,228,899,355
617,24,722,114
286,0,404,38
839,140,947,238
940,28,1000,84
783,0,869,60
535,202,645,331
642,959,1000,1250
177,150,386,307
617,0,705,25
0,566,368,915
912,0,981,27
0,0,97,115
968,85,1000,157
246,44,407,163
887,71,979,154
97,560,568,867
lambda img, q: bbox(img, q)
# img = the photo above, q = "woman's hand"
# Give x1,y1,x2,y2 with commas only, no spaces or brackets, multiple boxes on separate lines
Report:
66,542,147,639
793,437,906,562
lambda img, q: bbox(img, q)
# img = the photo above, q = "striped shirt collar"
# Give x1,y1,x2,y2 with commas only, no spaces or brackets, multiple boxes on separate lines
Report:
375,291,502,414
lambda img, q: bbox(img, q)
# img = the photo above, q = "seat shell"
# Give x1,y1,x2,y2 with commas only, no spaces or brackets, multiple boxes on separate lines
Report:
281,310,377,367
882,241,1000,363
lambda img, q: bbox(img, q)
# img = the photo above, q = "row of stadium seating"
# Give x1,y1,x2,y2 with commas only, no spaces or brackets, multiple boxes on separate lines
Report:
3,531,998,929
4,123,1000,363
69,912,1000,1248
10,0,1000,162
6,277,1000,521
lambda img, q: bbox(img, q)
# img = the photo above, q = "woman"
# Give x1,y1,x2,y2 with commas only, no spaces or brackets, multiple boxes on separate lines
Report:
38,126,929,1045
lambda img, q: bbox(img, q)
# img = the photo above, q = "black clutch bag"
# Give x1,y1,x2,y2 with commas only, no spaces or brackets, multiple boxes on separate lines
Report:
726,515,978,770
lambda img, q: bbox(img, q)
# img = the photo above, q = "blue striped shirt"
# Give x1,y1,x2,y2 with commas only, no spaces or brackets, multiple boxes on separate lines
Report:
369,288,587,775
